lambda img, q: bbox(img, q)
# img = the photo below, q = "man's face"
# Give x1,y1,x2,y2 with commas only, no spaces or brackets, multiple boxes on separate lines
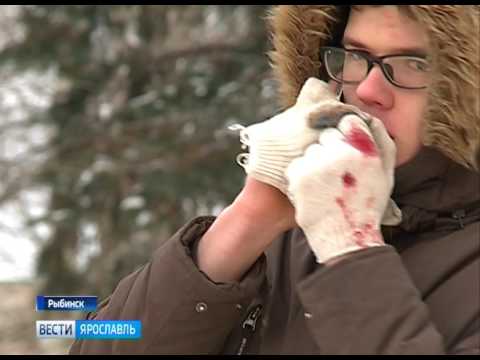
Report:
341,6,430,167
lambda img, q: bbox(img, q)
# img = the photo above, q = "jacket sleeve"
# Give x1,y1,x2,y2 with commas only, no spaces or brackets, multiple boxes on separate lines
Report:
69,216,267,355
296,245,479,355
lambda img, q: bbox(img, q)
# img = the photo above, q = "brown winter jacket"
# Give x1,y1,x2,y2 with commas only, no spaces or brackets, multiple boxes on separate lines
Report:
69,5,479,355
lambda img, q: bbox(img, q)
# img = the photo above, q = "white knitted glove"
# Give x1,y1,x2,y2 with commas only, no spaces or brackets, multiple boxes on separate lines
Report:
230,77,339,195
229,77,401,227
285,113,396,263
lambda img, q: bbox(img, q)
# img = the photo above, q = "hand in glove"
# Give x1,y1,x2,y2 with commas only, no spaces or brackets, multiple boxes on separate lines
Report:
285,113,396,264
231,77,339,195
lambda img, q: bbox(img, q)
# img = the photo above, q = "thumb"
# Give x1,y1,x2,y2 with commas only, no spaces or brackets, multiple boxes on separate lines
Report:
368,116,397,173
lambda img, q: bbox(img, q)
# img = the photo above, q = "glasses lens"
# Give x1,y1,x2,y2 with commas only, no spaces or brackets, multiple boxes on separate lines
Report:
322,48,430,89
384,56,430,88
322,48,345,82
343,51,369,83
323,48,368,83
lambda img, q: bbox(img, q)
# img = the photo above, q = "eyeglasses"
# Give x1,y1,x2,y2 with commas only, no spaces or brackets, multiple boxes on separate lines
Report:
319,46,431,90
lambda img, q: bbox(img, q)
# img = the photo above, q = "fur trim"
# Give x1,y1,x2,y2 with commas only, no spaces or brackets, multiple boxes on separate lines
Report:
268,5,479,170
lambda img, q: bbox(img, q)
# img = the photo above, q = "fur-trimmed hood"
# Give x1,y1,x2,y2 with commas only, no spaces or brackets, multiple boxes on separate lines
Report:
267,5,479,171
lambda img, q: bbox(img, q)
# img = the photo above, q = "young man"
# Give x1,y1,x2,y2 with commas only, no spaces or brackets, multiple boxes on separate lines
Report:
70,6,479,354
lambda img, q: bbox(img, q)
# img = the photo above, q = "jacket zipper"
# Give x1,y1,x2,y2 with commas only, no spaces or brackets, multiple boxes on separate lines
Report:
236,304,263,355
452,209,466,229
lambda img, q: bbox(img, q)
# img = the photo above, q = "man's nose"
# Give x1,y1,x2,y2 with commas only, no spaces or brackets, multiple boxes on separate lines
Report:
355,65,393,109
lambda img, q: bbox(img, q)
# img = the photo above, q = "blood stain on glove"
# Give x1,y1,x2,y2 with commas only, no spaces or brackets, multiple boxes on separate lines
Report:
336,197,381,247
342,172,356,188
345,127,378,157
353,224,377,247
335,198,354,228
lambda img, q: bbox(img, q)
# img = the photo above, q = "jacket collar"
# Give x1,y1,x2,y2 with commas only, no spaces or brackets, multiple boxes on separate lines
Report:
391,146,480,233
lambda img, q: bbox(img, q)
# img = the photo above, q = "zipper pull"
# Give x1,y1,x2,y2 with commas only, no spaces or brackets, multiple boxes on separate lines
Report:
237,304,263,355
452,209,466,229
242,304,262,332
